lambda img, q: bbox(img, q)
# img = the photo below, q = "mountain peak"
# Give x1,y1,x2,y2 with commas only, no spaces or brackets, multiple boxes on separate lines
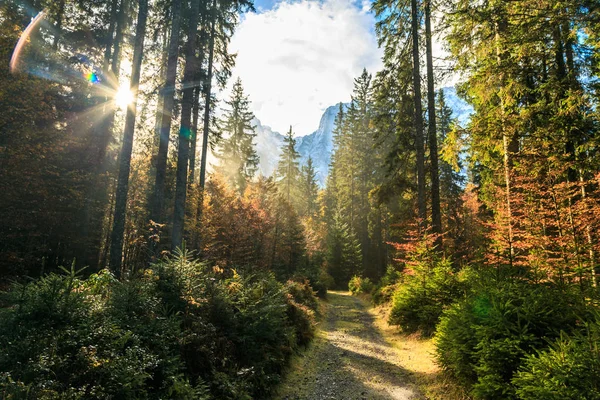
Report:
254,88,471,187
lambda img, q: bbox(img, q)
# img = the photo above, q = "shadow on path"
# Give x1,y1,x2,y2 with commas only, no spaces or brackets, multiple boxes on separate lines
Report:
274,291,423,400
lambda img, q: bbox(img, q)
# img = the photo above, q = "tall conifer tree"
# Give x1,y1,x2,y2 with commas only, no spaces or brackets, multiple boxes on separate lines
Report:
215,78,259,194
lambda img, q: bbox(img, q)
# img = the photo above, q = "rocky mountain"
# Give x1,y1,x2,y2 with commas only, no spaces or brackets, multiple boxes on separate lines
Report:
295,103,348,186
253,117,284,177
253,86,472,186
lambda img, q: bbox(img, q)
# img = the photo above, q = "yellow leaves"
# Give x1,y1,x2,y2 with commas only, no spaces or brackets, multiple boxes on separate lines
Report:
227,281,242,294
143,268,159,282
441,125,465,173
80,346,104,368
212,266,224,274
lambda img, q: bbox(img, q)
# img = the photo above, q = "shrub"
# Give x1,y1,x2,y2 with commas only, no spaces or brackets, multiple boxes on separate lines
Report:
284,280,316,346
285,279,318,312
316,269,335,298
0,266,196,399
372,266,402,305
434,277,588,399
348,276,375,295
0,252,319,400
513,317,600,400
389,259,467,336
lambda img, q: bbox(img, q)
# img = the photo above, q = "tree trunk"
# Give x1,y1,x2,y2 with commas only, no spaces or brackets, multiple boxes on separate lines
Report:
171,0,202,250
197,2,217,239
198,0,217,192
108,0,148,276
150,0,182,225
495,17,517,267
103,0,119,70
111,0,128,77
189,86,201,186
76,0,124,270
411,0,427,227
425,0,441,246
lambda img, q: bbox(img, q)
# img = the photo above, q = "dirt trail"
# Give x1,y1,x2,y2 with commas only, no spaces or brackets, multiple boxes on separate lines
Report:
274,291,422,400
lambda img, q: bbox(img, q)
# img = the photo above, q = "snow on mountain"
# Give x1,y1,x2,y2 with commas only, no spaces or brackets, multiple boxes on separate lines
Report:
253,86,472,186
295,103,348,187
253,117,284,177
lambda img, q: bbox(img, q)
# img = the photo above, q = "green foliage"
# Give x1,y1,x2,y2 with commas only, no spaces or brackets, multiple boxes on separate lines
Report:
326,211,362,288
299,157,319,218
317,270,335,295
284,279,317,346
275,126,302,209
372,265,402,305
0,252,319,399
389,259,467,337
0,266,194,399
215,78,259,195
348,276,375,295
434,276,589,399
513,316,600,400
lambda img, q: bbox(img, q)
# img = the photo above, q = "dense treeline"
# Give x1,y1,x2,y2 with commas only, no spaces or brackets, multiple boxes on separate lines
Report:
3,0,600,397
338,0,600,398
1,0,327,396
0,0,326,283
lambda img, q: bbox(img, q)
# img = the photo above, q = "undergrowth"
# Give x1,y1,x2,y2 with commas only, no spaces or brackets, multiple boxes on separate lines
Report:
0,251,318,399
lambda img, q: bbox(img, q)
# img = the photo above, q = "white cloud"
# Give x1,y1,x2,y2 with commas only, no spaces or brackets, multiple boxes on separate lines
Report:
228,0,382,136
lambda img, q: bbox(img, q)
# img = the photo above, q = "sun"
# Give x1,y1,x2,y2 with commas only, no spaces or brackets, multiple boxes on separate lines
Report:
115,85,134,109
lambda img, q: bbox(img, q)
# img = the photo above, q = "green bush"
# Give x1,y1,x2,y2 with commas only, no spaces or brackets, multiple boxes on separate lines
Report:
284,280,316,346
389,260,467,337
513,317,600,400
348,276,375,295
0,265,196,399
0,253,319,399
372,266,402,305
434,277,589,399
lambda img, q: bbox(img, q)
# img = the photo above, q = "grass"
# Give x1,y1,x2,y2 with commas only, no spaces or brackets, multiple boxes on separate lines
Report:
369,302,470,400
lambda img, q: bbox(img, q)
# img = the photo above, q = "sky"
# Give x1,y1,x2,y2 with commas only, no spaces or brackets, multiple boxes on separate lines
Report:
228,0,383,136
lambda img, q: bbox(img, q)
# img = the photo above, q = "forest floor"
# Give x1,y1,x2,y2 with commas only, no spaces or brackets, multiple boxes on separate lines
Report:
273,291,425,400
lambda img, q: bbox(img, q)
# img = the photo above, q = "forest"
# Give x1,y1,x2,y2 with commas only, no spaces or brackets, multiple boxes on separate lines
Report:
1,0,600,398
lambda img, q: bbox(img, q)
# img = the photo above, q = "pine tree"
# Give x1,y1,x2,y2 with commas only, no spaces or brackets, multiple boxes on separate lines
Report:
424,0,441,245
410,0,426,227
326,210,362,288
274,126,301,205
300,157,319,218
446,0,600,280
108,0,149,275
171,0,202,250
150,0,182,225
215,78,259,195
437,89,465,257
199,0,218,192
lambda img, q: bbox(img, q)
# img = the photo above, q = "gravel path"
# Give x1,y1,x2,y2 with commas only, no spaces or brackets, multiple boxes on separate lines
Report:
274,291,422,400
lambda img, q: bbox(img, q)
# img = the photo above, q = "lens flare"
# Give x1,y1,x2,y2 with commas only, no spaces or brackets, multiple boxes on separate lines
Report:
10,10,47,74
115,85,134,109
85,71,99,84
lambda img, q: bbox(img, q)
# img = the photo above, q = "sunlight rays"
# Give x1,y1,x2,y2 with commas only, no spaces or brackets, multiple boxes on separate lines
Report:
115,85,134,110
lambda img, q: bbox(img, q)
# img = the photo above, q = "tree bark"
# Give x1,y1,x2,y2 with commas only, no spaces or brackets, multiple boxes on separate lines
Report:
495,17,517,267
411,0,427,227
197,1,217,238
171,0,202,250
109,0,149,276
425,0,441,246
189,86,201,186
110,0,128,77
103,0,119,70
150,0,182,224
